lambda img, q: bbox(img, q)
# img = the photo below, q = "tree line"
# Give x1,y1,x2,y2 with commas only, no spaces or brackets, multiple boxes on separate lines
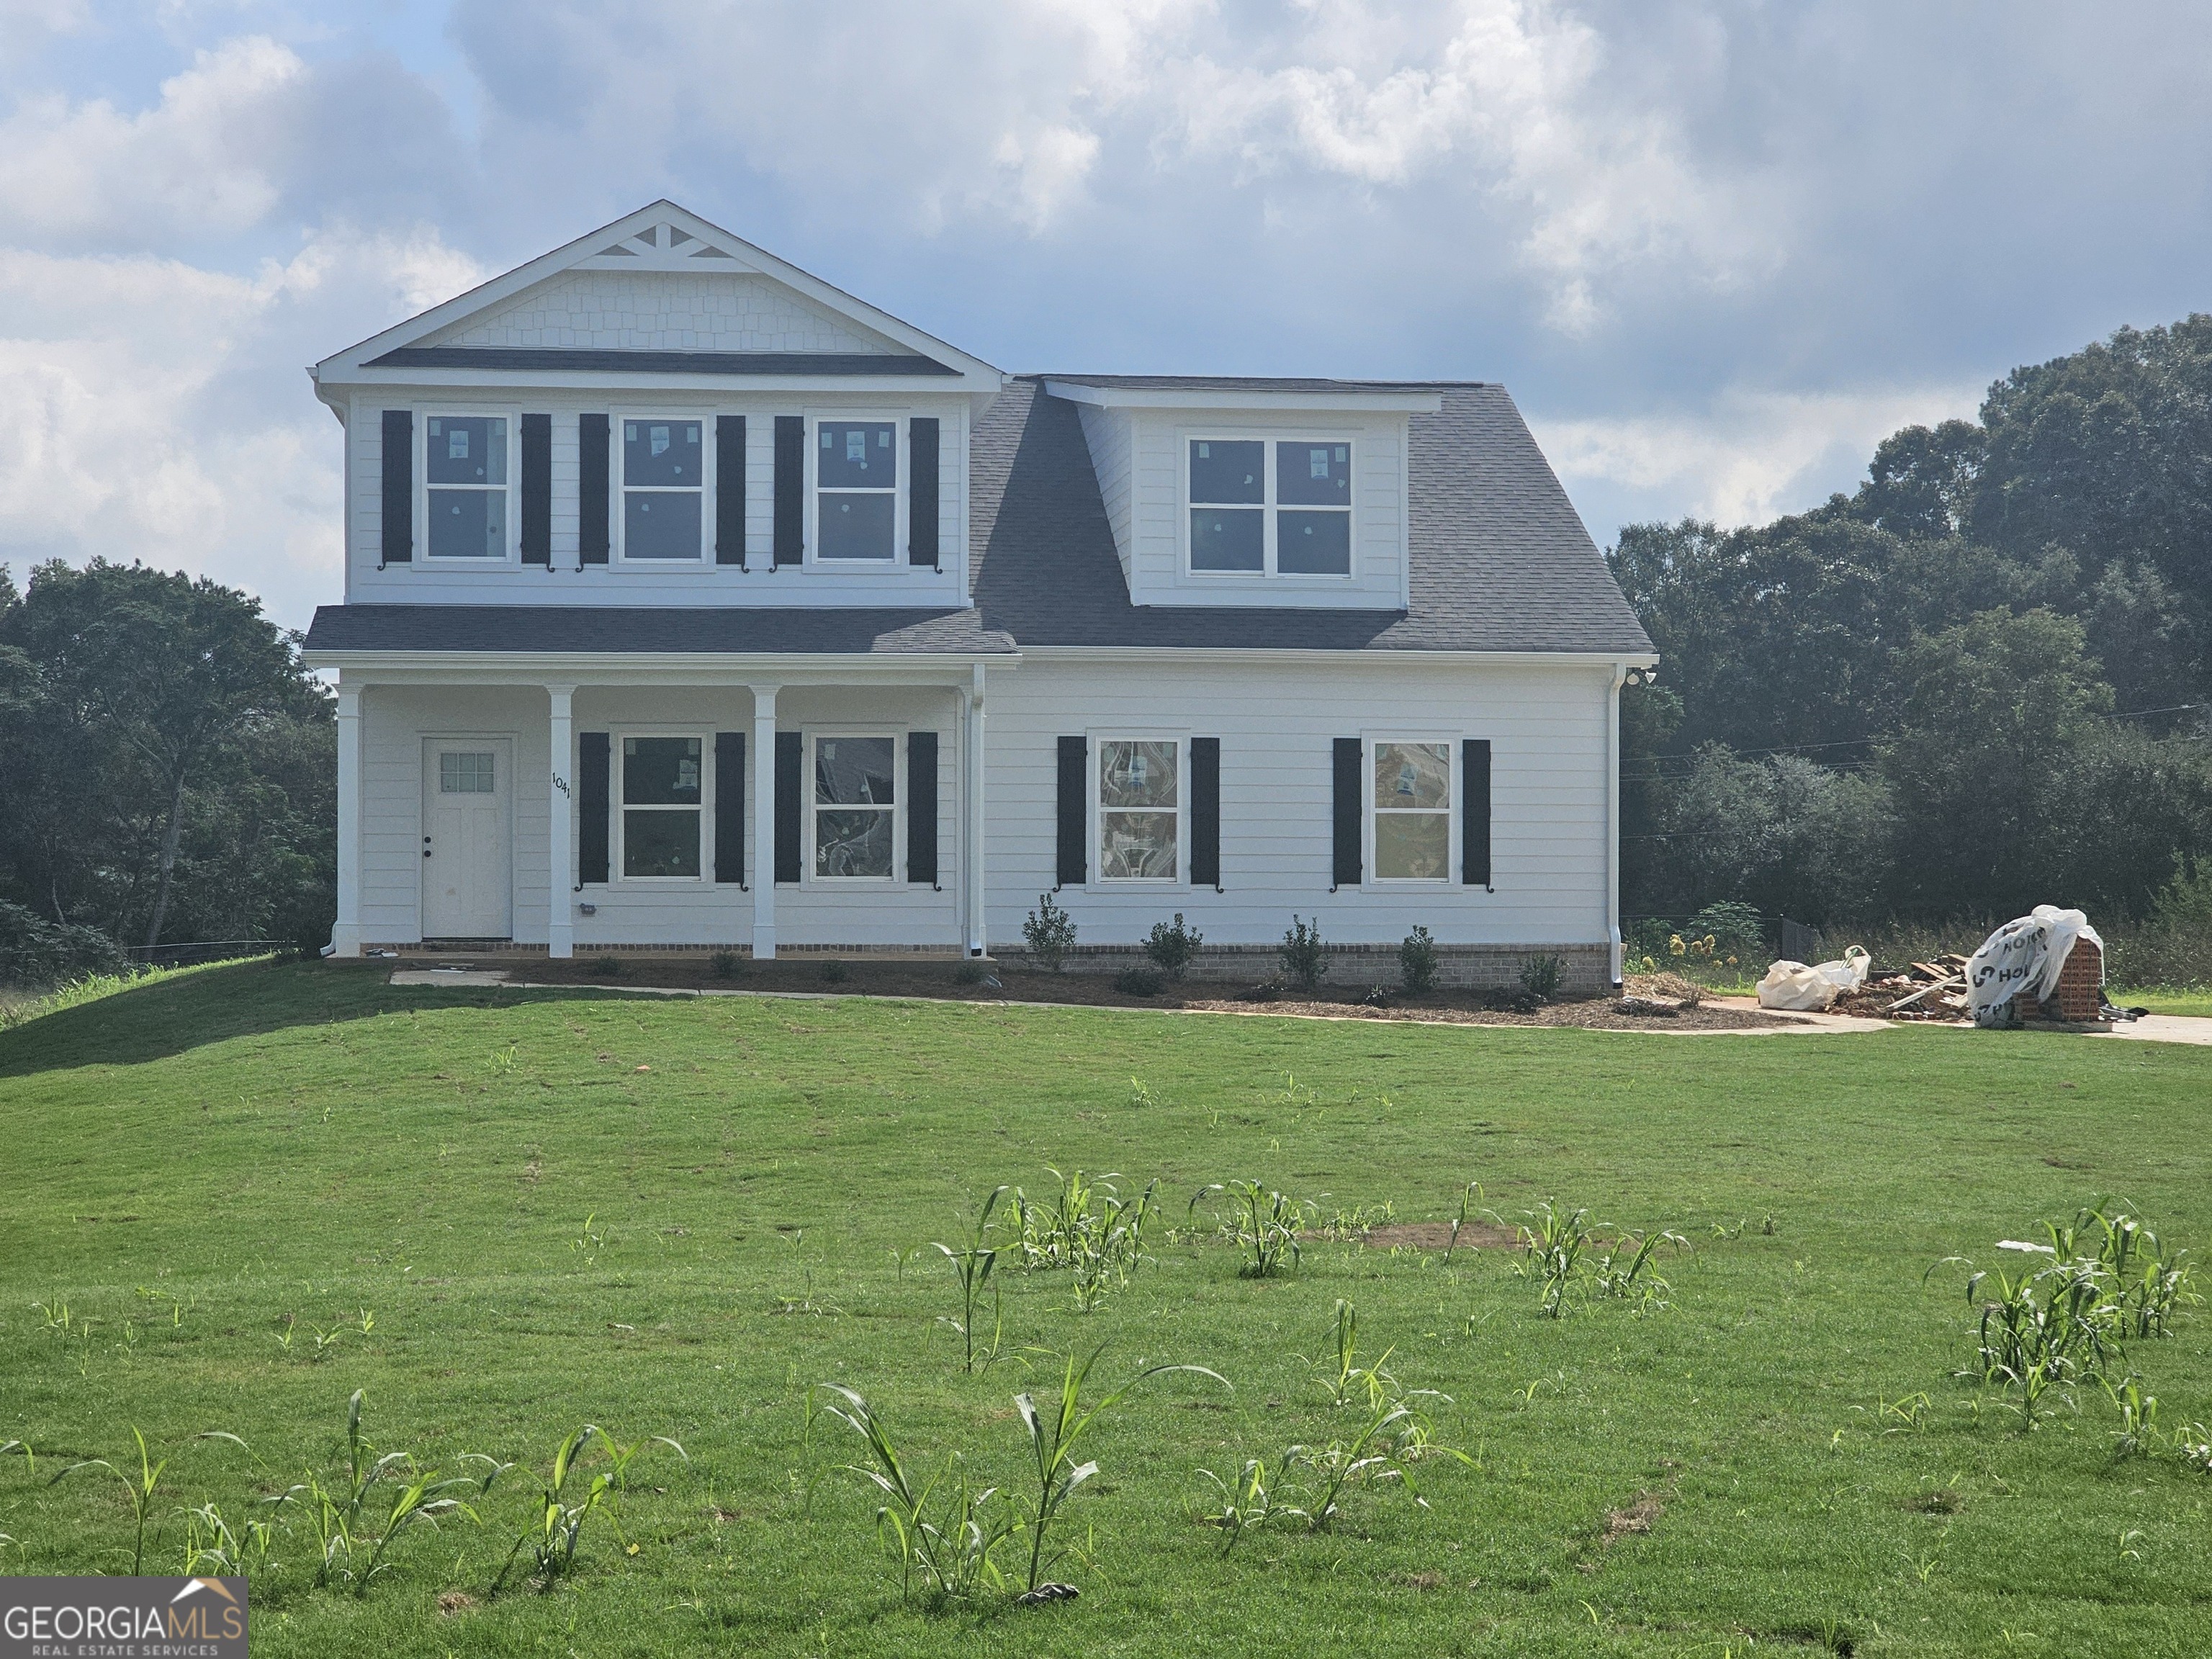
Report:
1612,314,2212,934
0,559,333,981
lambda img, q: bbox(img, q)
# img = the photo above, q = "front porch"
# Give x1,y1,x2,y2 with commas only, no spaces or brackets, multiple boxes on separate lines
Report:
330,660,1001,961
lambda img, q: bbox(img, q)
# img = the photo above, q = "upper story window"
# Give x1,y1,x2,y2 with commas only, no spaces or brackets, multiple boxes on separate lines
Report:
817,420,896,560
1099,738,1179,881
621,418,704,559
814,735,896,877
1187,438,1352,577
1373,739,1450,880
425,415,508,558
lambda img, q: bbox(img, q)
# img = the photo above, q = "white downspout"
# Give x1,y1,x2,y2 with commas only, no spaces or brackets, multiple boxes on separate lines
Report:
1606,661,1627,987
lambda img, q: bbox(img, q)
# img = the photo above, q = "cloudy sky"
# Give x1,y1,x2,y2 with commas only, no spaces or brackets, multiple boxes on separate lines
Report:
5,0,2210,627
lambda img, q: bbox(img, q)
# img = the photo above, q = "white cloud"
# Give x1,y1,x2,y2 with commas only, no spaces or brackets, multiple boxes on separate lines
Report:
1530,382,1987,531
0,228,485,624
0,37,310,244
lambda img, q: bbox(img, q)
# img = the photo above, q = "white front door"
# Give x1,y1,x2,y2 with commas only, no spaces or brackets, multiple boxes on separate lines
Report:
423,739,512,938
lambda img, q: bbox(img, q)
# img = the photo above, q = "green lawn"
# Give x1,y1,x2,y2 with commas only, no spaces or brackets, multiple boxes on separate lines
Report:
3,963,2209,1658
2113,987,2212,1018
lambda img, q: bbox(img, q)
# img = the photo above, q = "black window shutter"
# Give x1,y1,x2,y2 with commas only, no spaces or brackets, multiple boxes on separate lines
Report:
1190,737,1221,889
1056,736,1087,888
715,416,747,566
520,413,551,565
775,730,803,882
715,731,745,884
379,410,412,564
578,732,611,884
909,417,940,566
1463,738,1492,887
1331,737,1362,890
773,415,804,565
578,414,609,565
907,731,938,884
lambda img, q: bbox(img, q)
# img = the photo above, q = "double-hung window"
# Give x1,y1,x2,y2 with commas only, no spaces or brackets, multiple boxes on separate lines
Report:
621,736,702,878
621,418,704,559
817,420,897,560
1372,740,1450,880
1098,739,1179,881
1187,438,1353,576
425,415,509,558
813,736,896,878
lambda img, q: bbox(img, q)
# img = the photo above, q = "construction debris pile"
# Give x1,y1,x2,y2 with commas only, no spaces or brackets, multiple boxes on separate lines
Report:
1830,956,1972,1021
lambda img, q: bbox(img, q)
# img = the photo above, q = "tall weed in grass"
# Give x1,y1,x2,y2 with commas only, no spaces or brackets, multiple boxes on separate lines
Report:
1190,1180,1310,1277
1004,1169,1159,1312
933,1187,1006,1372
1514,1201,1593,1317
276,1390,498,1593
1305,1299,1398,1410
815,1386,1014,1605
490,1424,685,1593
1012,1349,1228,1596
1593,1229,1689,1313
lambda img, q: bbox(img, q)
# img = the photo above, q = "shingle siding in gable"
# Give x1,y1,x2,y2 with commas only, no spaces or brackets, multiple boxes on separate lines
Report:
423,271,904,355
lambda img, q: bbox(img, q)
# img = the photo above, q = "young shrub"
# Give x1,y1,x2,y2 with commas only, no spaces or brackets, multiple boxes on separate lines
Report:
1398,926,1439,995
1280,916,1331,991
1519,953,1564,1000
1023,892,1077,973
953,961,986,986
1114,966,1164,997
1143,913,1203,981
588,954,623,977
821,960,850,985
708,950,742,979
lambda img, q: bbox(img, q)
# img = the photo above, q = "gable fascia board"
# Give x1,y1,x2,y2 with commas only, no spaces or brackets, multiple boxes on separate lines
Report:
1043,381,1444,415
313,651,1020,680
1017,646,1658,669
313,200,1003,389
331,368,989,397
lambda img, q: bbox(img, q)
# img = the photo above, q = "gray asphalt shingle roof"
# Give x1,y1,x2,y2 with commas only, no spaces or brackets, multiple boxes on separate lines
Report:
304,374,1651,660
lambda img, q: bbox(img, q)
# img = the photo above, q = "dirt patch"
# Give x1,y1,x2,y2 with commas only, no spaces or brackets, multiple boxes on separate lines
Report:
1359,1220,1521,1252
436,1591,476,1616
1602,1492,1665,1545
1395,1570,1447,1591
447,956,1799,1030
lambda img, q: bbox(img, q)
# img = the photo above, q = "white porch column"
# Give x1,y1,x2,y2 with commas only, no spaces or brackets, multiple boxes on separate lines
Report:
966,662,988,956
1606,663,1627,987
332,684,363,957
750,683,779,959
547,683,575,960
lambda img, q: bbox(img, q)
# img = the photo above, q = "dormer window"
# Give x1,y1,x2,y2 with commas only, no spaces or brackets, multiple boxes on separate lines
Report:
817,420,897,560
1187,437,1353,577
621,418,706,559
425,415,509,558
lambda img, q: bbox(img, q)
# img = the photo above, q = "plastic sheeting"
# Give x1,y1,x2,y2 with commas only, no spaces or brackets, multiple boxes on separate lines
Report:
1756,945,1871,1011
1966,906,2103,1028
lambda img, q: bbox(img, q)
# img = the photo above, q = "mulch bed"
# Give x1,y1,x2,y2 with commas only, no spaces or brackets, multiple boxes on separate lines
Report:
430,955,1796,1031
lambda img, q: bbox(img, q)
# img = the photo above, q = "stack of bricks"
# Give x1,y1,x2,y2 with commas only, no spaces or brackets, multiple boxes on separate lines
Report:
2036,938,2105,1022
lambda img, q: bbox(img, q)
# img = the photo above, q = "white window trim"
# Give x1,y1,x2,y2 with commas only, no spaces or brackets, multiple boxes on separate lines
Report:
1180,433,1357,580
1089,732,1187,888
418,408,520,563
613,411,714,566
613,728,714,885
1365,733,1457,885
804,730,904,884
806,411,909,568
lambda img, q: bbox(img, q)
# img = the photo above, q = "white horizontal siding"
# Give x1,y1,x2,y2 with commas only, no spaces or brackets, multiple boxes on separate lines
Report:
349,660,1614,952
983,658,1609,949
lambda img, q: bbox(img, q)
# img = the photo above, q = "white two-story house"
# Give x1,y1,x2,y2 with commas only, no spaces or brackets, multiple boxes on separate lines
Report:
303,202,1655,988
